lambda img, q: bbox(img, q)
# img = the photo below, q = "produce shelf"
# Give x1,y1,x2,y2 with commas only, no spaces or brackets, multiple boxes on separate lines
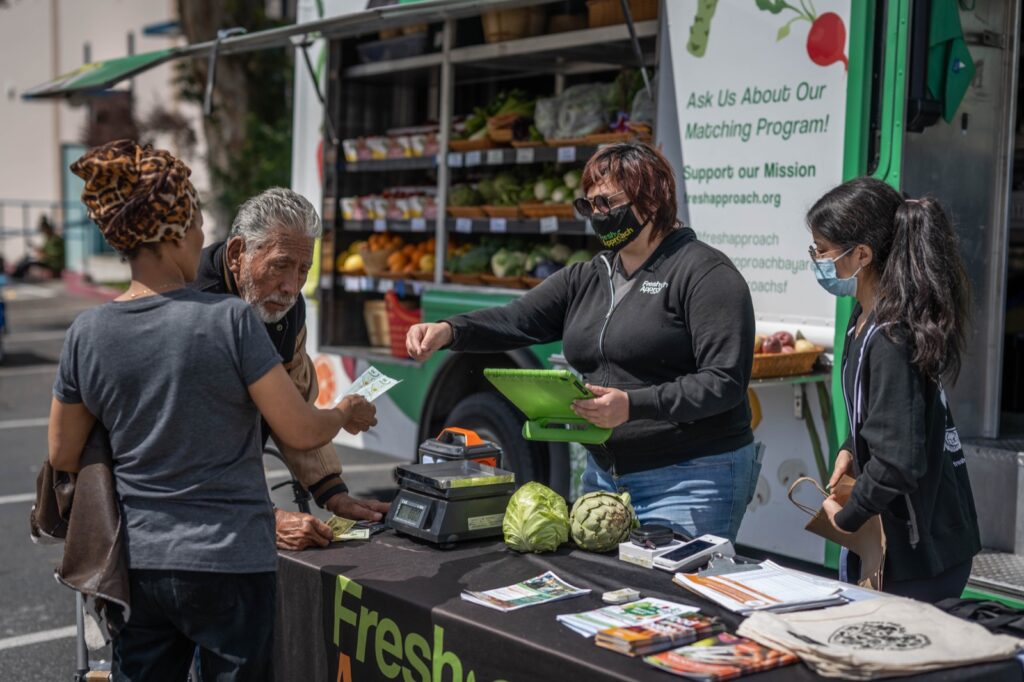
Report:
329,275,537,296
341,218,437,234
342,20,657,80
344,156,438,172
446,217,590,235
340,217,591,235
446,145,600,168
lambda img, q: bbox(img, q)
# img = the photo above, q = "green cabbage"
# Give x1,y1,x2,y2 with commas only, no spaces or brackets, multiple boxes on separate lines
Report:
503,482,570,553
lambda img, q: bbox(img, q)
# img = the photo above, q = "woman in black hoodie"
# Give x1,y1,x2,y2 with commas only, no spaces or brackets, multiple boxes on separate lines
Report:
809,177,981,602
406,143,758,542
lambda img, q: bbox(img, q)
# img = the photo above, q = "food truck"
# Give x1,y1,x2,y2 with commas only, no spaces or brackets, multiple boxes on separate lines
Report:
25,0,1024,604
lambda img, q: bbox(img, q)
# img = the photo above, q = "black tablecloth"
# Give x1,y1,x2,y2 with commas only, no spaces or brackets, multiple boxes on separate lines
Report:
273,532,1022,682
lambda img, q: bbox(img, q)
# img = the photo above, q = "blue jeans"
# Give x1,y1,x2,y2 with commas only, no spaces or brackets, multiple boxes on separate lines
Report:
582,443,761,543
112,569,275,682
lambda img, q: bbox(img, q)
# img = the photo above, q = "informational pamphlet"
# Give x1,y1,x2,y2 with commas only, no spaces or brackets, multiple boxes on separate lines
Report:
595,614,723,657
644,633,798,681
330,366,401,407
557,598,701,638
673,561,845,614
461,571,590,612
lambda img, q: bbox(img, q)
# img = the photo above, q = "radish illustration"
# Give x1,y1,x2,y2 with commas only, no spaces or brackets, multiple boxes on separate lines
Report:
755,0,848,71
807,12,848,69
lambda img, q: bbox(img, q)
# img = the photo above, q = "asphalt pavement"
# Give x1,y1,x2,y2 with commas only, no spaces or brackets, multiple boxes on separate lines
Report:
0,281,401,680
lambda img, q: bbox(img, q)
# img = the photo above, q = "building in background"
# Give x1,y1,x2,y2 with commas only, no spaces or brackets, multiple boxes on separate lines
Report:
0,0,229,281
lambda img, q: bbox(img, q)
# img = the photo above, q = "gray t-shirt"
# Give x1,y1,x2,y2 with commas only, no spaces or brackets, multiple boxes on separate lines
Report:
53,289,282,573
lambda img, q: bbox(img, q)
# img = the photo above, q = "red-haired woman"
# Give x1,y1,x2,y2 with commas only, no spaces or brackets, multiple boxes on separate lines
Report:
407,143,758,541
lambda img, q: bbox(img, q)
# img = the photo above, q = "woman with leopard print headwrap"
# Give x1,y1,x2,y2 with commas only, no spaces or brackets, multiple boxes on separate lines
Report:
48,140,376,681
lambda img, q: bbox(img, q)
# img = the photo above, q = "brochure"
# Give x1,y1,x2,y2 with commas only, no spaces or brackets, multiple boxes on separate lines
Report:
673,560,846,615
331,365,401,407
595,614,724,657
643,633,798,681
557,598,701,637
461,571,590,612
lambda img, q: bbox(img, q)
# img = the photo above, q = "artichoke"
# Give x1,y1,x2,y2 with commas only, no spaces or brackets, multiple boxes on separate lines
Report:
503,482,570,553
569,491,639,552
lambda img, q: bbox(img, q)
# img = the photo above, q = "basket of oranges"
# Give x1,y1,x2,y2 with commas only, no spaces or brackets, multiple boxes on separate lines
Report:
360,233,403,276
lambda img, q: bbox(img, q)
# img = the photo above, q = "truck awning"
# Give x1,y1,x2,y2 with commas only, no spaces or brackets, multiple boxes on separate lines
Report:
22,49,177,100
21,0,550,100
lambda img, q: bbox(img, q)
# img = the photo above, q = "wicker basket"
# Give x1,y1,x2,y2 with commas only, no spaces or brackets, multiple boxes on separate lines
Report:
481,7,544,43
359,245,397,277
548,13,588,34
521,276,545,288
449,138,496,152
545,136,591,147
482,205,521,219
751,347,824,379
445,271,486,285
363,300,390,348
447,206,486,218
385,290,422,359
481,274,529,289
519,202,575,220
584,131,651,145
586,0,659,28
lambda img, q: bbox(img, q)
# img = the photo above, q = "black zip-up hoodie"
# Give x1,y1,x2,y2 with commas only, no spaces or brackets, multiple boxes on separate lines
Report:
447,228,755,475
835,306,981,582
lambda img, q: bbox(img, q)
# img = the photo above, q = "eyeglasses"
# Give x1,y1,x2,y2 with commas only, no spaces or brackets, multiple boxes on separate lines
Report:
808,244,848,260
573,191,627,218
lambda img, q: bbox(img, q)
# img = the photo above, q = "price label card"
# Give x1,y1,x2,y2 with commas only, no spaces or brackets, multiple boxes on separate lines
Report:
410,217,428,232
455,217,474,234
515,147,536,164
320,275,333,290
486,149,505,165
447,153,464,168
373,219,387,232
360,277,374,290
489,217,507,233
343,276,360,291
540,216,559,234
465,151,482,167
556,146,577,163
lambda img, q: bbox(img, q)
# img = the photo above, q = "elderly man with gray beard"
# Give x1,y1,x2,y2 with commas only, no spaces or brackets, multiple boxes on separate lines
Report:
191,187,389,550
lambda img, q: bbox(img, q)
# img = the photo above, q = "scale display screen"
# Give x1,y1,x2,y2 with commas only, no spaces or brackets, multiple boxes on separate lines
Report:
393,500,427,527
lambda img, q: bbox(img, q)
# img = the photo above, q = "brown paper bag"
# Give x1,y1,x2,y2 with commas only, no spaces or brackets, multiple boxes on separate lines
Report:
788,476,885,590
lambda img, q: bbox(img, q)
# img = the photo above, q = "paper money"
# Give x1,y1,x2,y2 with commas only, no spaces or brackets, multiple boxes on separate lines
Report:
330,366,401,407
326,516,357,541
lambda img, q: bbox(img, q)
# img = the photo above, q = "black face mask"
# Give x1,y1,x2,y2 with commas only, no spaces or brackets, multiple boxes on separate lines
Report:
589,203,646,251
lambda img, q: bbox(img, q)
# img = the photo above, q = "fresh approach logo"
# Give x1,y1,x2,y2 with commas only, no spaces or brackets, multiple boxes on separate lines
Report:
640,280,668,295
334,575,509,682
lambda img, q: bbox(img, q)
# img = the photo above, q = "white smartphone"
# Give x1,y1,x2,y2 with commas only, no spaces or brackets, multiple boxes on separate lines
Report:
653,534,734,573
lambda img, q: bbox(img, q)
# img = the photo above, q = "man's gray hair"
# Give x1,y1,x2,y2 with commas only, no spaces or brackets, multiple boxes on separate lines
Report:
230,187,322,249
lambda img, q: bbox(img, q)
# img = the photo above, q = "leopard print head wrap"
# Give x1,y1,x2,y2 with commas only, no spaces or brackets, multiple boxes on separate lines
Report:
70,139,198,253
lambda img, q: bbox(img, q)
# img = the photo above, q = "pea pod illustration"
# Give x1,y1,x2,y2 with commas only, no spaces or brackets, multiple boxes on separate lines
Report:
687,0,719,57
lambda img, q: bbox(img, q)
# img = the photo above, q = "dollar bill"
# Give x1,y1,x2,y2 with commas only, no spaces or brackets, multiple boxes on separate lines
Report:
326,515,357,541
330,366,401,407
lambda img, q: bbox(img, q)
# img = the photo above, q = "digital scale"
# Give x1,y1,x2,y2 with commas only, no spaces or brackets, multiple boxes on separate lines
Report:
483,368,612,444
386,459,516,548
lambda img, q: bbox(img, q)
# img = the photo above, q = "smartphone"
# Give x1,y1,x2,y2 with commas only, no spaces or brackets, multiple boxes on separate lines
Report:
653,534,734,572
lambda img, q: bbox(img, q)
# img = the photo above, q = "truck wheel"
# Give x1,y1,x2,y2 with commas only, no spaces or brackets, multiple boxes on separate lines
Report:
447,392,540,484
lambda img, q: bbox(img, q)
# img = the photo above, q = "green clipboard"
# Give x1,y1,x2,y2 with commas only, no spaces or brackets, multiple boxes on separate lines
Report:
483,368,612,445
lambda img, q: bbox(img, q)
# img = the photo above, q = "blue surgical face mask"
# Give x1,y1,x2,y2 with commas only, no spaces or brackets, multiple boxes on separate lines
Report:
812,247,862,297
